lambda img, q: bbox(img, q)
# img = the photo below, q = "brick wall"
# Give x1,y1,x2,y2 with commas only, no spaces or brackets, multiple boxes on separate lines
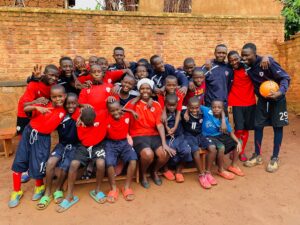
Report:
277,33,300,115
0,8,285,128
0,0,64,8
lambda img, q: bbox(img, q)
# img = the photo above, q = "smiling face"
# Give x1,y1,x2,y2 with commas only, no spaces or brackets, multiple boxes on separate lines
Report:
121,76,135,93
152,57,165,73
74,56,86,71
107,101,122,120
188,101,200,117
139,83,152,101
228,53,240,69
60,59,73,77
183,62,195,76
211,100,223,117
90,65,104,82
214,46,227,63
51,88,66,107
97,58,109,72
165,78,177,94
241,48,256,66
192,71,205,87
89,56,98,67
135,65,148,80
166,100,177,113
113,50,125,65
66,95,78,114
45,68,59,85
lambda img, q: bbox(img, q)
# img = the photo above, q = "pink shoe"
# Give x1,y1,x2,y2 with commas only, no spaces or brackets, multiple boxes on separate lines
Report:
239,154,248,162
205,172,217,185
198,174,211,189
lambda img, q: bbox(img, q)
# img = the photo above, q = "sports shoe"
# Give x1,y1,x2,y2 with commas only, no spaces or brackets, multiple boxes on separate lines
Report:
8,190,23,208
198,174,211,189
205,172,217,185
243,153,263,167
21,172,30,183
32,185,45,201
266,157,279,173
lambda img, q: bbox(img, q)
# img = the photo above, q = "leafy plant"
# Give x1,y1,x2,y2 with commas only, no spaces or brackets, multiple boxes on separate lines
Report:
280,0,300,40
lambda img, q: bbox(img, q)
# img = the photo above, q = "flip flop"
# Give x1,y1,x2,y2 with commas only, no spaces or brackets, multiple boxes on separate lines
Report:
56,196,79,213
36,195,52,210
228,166,245,176
163,170,175,181
107,189,119,203
175,173,184,183
90,190,106,204
121,187,135,201
217,171,235,180
152,174,162,186
53,190,64,204
141,180,150,189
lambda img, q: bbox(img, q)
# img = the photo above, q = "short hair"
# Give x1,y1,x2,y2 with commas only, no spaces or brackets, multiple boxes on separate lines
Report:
137,58,150,65
150,55,160,65
90,64,101,70
165,75,178,83
165,93,178,104
188,96,200,105
242,43,257,54
51,84,66,94
59,56,72,65
211,99,224,106
122,74,136,82
97,57,107,63
89,56,98,60
215,44,227,51
81,107,96,127
44,64,59,74
66,92,78,100
73,56,85,63
113,46,124,52
183,57,195,66
106,100,121,108
227,50,239,58
192,68,205,76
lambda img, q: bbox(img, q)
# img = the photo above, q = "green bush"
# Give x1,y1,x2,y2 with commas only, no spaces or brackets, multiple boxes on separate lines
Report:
280,0,300,40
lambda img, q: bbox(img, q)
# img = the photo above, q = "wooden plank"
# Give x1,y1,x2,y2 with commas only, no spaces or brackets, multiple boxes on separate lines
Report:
0,128,16,139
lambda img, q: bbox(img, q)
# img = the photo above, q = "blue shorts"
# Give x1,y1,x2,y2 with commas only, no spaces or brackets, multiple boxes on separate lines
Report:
50,143,76,172
184,134,213,153
167,135,192,164
105,139,137,167
12,125,51,179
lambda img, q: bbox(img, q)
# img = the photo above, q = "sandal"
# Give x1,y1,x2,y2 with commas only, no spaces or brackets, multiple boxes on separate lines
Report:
228,166,245,176
107,189,119,203
175,173,184,183
53,190,64,204
163,170,175,181
121,187,135,201
141,180,150,189
56,196,79,213
90,190,106,204
217,171,235,180
36,195,52,210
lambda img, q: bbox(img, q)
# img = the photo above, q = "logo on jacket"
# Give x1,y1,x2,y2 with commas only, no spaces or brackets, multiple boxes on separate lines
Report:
259,72,264,77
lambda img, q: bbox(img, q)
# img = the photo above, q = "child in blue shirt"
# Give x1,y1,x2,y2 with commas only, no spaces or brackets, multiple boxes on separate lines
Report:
202,100,244,181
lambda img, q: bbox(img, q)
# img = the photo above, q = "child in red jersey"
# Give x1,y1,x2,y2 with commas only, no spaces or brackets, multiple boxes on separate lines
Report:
16,64,59,136
9,85,66,208
125,78,176,189
227,51,257,162
105,101,137,203
184,68,206,106
57,108,108,213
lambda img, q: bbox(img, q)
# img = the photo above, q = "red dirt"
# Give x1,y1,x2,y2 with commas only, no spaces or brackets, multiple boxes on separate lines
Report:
1,113,300,225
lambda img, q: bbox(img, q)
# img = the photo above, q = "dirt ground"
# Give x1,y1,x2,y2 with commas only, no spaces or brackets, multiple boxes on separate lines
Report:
1,113,300,225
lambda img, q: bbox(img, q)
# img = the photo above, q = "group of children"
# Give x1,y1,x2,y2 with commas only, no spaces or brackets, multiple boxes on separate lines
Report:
8,43,290,212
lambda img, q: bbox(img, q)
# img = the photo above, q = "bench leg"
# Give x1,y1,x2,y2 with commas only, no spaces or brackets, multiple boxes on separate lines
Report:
3,139,12,158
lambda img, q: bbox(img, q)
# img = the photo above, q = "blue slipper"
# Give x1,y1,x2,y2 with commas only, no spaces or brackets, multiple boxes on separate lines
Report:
56,196,79,213
141,180,150,189
90,190,106,204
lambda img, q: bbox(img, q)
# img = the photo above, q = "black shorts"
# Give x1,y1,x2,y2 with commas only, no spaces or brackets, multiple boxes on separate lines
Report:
16,117,30,135
74,142,106,167
208,134,237,154
132,135,162,154
255,96,288,128
232,105,256,130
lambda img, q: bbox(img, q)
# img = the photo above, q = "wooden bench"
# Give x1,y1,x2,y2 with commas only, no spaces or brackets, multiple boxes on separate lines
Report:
0,128,16,158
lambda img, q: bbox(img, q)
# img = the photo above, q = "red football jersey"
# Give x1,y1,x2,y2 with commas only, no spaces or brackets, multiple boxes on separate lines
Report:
77,111,108,146
228,67,256,106
17,81,52,118
157,90,184,111
29,102,66,134
183,82,205,106
107,113,130,140
78,83,114,113
125,100,162,137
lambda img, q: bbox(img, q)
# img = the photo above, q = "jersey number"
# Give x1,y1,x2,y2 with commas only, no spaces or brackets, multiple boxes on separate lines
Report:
279,112,288,121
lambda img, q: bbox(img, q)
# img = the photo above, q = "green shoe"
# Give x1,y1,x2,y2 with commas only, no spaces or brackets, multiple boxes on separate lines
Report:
266,157,279,173
244,153,263,167
8,190,23,208
32,185,45,201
